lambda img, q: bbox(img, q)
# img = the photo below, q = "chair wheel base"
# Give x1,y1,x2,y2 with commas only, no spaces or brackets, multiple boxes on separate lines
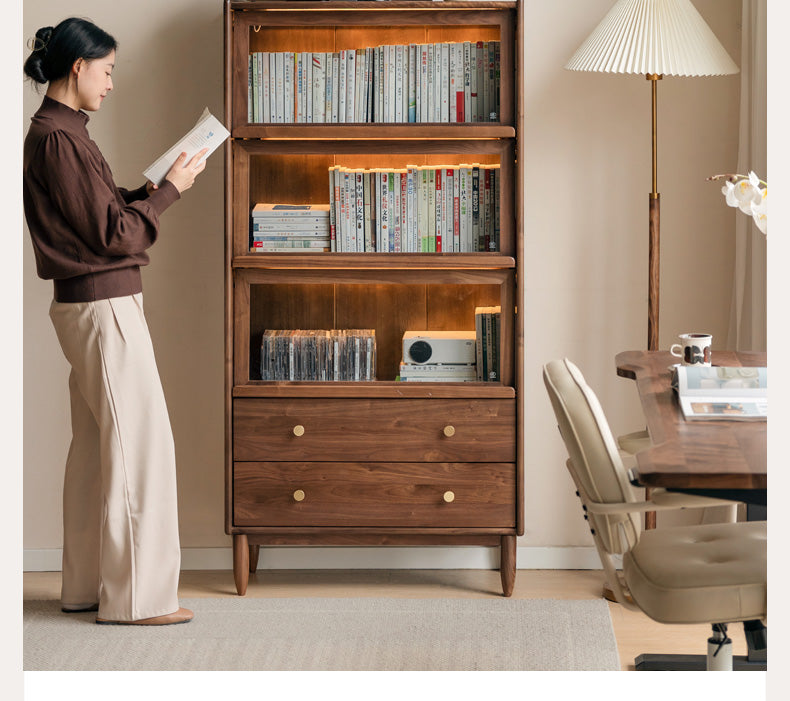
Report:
634,653,766,671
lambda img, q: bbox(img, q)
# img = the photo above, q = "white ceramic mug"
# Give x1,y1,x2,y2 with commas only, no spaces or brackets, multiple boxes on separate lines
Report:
670,333,712,366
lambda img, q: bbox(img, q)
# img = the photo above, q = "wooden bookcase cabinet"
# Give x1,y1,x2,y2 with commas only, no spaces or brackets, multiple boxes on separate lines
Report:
224,1,523,596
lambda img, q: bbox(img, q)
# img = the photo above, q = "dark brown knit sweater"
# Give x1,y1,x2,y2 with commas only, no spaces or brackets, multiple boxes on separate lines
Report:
23,96,180,302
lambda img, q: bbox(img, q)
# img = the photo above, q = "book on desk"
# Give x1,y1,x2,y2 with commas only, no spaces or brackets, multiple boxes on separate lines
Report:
672,365,767,421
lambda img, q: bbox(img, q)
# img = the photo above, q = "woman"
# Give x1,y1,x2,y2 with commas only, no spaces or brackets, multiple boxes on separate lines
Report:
23,17,207,625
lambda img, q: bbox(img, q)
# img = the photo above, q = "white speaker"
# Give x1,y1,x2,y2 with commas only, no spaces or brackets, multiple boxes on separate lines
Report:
402,331,476,365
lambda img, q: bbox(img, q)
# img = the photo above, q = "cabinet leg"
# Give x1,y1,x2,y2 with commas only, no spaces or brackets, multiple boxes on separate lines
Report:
233,534,250,596
500,535,516,597
249,544,260,573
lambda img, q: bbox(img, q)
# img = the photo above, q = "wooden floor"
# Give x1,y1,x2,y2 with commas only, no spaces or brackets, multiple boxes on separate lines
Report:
23,568,749,671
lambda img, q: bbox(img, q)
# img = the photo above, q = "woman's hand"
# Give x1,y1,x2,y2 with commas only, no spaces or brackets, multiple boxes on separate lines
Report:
164,148,209,194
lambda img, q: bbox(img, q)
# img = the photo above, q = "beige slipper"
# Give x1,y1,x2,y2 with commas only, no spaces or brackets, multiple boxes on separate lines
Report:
96,607,194,626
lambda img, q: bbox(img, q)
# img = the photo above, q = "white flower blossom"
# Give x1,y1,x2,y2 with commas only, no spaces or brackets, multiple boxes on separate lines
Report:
709,172,767,235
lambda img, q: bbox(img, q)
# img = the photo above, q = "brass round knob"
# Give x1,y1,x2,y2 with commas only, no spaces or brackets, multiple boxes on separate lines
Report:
443,425,456,437
443,491,455,503
293,425,305,437
293,489,305,502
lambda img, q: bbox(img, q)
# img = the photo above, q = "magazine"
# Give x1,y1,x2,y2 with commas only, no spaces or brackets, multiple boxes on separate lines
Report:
672,365,767,421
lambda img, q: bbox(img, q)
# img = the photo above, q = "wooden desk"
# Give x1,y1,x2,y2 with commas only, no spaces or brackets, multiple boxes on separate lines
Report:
615,350,767,491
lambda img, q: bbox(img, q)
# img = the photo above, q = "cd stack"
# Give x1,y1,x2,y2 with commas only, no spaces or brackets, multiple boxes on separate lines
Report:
251,203,331,252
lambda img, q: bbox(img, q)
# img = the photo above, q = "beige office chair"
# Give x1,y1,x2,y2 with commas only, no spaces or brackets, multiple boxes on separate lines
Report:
542,358,766,671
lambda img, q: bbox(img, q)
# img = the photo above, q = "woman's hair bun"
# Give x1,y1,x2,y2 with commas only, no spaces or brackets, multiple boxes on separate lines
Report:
24,26,55,84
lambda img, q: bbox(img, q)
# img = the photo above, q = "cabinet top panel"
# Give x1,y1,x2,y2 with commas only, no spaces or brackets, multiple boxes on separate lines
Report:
229,2,517,11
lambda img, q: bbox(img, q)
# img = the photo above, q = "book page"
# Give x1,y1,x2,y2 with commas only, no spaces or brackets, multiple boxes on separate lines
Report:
143,108,230,186
674,366,768,420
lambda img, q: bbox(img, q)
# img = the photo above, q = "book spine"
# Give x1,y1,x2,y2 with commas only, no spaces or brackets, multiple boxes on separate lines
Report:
346,49,356,123
328,166,336,252
484,167,491,252
392,171,402,252
426,168,436,252
285,52,295,123
296,53,304,123
399,169,408,252
420,44,428,123
434,167,442,253
331,53,339,123
338,49,347,123
448,44,457,124
475,42,484,122
355,170,364,252
453,166,460,252
313,52,325,123
490,41,498,121
395,44,404,123
380,171,389,252
494,40,501,122
269,54,277,122
247,55,253,123
342,169,352,252
325,52,333,123
305,52,313,123
493,164,500,252
262,52,270,123
440,43,450,123
472,165,480,251
254,53,261,123
387,169,395,252
355,48,364,123
475,311,484,381
275,53,285,123
463,41,471,124
408,44,417,123
363,171,372,252
406,166,416,253
417,167,426,252
370,169,377,251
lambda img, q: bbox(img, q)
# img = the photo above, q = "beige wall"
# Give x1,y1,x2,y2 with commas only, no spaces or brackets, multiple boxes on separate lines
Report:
22,1,742,561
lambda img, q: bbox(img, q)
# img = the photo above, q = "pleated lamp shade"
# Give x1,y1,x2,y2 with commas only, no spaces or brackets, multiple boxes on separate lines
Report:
565,0,739,76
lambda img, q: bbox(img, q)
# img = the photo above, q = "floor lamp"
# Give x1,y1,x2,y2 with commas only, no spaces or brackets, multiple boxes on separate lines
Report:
565,0,739,351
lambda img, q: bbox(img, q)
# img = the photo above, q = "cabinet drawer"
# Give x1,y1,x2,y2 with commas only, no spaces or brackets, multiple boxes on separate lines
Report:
233,461,516,528
233,398,516,462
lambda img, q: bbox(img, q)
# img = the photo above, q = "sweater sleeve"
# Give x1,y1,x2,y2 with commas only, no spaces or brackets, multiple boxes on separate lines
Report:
118,184,150,204
38,130,180,258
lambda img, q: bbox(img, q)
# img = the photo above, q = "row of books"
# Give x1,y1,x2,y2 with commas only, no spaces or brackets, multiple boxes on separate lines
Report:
251,203,331,252
475,306,501,382
260,329,377,381
247,41,501,124
328,164,500,253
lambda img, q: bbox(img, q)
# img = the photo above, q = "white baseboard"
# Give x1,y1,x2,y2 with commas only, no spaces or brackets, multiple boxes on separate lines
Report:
24,546,608,572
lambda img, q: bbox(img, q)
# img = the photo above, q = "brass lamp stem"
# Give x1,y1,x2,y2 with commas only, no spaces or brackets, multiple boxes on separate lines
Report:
645,74,663,532
646,73,662,354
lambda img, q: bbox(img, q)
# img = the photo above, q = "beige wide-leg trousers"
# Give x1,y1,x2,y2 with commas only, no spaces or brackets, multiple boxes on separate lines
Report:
49,293,181,621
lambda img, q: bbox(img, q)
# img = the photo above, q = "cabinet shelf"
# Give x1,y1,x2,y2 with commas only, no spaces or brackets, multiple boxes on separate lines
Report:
232,381,516,399
224,0,523,597
232,253,516,270
233,124,516,140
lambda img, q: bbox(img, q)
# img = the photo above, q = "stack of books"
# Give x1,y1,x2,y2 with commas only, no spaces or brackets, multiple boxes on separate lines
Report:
475,306,501,382
251,204,331,252
247,40,501,124
260,329,376,381
329,164,499,253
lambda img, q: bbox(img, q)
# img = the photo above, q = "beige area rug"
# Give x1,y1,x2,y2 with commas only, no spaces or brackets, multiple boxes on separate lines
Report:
24,597,620,671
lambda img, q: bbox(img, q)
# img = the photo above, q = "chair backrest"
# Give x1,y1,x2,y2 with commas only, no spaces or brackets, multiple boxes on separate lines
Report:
542,358,640,554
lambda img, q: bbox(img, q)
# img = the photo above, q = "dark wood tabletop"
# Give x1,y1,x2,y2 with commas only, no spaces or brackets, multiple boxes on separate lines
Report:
616,350,767,490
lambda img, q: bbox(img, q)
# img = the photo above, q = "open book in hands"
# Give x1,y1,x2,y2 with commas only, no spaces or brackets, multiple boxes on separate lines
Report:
672,365,768,420
143,108,230,186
